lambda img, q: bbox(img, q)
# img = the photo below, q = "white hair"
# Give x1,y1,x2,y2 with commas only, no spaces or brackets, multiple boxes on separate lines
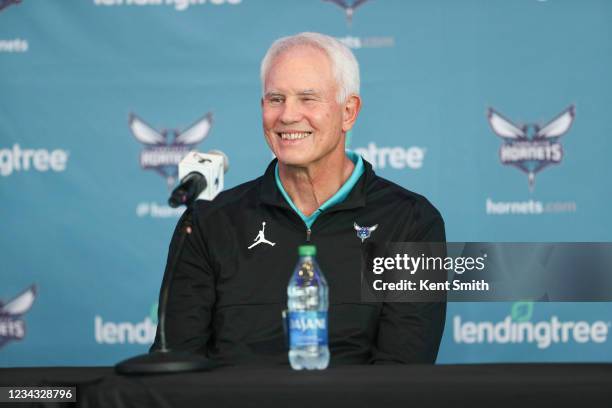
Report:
260,32,360,103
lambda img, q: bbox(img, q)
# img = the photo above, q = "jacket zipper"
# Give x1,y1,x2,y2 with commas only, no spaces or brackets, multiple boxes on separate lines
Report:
306,228,311,242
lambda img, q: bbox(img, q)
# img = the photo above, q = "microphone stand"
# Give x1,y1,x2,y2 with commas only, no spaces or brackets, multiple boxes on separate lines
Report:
115,205,214,374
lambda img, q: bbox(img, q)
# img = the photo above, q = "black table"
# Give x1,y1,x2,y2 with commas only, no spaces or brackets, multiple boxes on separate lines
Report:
2,364,612,408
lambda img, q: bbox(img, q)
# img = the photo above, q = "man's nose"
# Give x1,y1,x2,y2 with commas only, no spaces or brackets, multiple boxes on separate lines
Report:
279,98,302,124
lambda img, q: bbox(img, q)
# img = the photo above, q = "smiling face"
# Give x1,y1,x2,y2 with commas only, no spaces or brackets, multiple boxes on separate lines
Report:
262,46,348,168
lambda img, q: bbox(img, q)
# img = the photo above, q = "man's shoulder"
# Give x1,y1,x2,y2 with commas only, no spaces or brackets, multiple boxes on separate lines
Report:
365,174,445,241
367,174,443,220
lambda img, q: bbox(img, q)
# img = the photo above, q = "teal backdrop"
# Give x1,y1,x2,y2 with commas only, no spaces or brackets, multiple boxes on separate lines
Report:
1,0,611,366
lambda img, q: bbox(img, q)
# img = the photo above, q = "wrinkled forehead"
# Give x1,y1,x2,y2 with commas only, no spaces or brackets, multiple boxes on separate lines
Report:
264,45,337,94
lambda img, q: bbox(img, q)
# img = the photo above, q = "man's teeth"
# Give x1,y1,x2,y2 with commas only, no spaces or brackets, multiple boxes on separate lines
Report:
280,132,311,140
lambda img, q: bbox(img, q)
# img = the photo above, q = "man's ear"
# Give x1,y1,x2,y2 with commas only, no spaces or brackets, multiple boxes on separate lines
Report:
342,94,362,132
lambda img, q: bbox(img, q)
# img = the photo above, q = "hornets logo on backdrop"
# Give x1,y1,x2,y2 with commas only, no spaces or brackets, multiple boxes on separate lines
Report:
130,113,213,190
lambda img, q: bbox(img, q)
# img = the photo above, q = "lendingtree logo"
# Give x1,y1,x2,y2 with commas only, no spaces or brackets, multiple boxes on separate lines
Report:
453,302,609,349
94,303,157,345
0,144,69,176
511,301,533,322
346,132,426,170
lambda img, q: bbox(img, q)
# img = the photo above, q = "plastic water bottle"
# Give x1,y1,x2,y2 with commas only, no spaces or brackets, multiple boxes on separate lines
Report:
287,245,330,370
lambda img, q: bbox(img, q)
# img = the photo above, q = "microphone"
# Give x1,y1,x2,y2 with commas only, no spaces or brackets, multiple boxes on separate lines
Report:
168,150,229,208
115,150,229,375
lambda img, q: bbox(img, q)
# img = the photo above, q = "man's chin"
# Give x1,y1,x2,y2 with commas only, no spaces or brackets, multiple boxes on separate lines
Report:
275,153,312,168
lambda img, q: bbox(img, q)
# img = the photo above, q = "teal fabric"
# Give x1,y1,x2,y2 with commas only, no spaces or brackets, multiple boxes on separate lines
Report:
274,151,364,229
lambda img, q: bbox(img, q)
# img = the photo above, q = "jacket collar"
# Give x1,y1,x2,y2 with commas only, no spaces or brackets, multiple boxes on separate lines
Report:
259,157,375,212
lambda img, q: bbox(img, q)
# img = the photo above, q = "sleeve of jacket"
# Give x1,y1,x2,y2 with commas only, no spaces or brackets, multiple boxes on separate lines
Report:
371,204,447,364
150,203,216,354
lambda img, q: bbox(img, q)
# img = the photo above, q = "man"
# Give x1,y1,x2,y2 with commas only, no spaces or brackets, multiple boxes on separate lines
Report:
151,32,446,365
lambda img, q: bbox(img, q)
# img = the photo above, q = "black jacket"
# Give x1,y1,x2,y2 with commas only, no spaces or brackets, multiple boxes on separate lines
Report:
152,159,446,365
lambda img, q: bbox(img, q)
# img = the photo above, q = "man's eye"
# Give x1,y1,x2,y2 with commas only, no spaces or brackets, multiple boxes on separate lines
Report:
269,98,283,104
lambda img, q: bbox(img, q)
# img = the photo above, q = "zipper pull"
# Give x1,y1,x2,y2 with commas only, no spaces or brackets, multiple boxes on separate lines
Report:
306,228,311,242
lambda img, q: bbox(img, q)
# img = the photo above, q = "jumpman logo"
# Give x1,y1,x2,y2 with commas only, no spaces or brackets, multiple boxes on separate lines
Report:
248,221,276,249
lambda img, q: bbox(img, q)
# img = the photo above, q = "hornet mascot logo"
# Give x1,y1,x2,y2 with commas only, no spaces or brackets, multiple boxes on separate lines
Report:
0,285,36,349
323,0,369,26
130,113,213,190
488,106,575,191
354,222,378,242
0,0,21,12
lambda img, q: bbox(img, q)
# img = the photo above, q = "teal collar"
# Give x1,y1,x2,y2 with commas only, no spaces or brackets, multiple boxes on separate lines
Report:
274,151,364,229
